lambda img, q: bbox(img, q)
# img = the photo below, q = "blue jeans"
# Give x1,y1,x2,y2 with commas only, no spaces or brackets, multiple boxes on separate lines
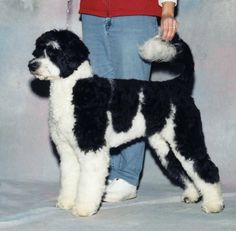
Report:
81,14,158,186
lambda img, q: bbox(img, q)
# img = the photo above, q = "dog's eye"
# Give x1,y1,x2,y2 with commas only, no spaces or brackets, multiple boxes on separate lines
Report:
46,46,57,57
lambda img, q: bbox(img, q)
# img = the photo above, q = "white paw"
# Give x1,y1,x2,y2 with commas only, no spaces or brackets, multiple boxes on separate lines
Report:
56,196,75,210
182,187,201,203
200,182,224,213
72,203,98,217
201,200,225,213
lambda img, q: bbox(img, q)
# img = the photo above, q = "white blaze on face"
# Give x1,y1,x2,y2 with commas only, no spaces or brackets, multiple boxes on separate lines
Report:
46,41,61,49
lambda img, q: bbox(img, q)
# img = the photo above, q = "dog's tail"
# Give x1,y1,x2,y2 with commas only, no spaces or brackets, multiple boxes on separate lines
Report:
139,34,194,94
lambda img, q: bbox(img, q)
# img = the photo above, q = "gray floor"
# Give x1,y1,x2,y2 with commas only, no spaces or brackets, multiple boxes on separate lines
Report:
0,180,235,231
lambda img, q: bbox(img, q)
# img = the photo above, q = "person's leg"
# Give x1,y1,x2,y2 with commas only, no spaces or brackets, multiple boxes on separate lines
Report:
81,14,115,78
82,15,158,201
105,16,158,199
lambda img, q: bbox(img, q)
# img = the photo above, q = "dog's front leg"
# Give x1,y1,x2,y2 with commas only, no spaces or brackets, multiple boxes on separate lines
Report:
72,146,110,217
55,143,80,210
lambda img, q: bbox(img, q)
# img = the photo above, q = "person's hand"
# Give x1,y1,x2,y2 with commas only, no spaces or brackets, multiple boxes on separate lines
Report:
160,16,178,41
160,2,178,41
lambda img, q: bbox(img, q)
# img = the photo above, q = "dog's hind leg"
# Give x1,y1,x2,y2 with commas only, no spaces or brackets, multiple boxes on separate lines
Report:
55,143,80,210
72,146,110,217
148,133,200,203
161,104,224,213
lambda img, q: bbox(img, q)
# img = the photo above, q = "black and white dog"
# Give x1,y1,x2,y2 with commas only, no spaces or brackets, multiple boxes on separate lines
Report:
28,30,224,217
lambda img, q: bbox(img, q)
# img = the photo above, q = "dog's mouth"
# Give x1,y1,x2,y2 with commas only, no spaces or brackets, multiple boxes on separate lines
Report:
35,74,49,80
28,69,46,80
28,58,60,81
29,64,60,81
33,73,59,81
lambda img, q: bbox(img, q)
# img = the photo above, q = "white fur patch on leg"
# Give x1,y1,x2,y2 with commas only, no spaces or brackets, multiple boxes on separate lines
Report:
138,35,176,62
56,144,80,210
148,133,170,168
200,182,224,213
72,147,110,217
182,180,200,203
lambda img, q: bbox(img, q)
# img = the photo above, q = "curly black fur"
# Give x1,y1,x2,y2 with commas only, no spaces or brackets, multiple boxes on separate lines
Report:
72,77,111,152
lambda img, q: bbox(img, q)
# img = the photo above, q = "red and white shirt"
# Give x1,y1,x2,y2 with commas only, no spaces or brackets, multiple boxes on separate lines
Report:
79,0,177,17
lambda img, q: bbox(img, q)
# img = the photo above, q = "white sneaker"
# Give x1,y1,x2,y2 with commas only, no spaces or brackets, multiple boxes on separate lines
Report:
103,178,137,202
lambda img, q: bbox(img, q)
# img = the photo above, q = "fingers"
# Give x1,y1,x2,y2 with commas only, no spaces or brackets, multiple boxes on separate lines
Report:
160,16,178,41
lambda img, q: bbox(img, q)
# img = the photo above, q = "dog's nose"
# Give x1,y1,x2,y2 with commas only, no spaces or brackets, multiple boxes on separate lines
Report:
28,61,39,72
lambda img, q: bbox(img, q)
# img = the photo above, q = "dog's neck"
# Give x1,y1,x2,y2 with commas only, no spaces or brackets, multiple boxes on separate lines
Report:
69,60,93,81
49,60,93,97
49,60,93,83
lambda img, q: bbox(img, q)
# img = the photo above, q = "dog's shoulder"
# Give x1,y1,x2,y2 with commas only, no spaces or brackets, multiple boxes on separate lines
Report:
72,76,112,109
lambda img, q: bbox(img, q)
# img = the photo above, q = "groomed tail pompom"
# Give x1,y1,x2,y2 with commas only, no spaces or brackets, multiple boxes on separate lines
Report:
139,35,176,62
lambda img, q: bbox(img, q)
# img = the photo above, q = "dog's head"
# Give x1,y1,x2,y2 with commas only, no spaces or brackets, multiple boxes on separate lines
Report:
28,30,89,80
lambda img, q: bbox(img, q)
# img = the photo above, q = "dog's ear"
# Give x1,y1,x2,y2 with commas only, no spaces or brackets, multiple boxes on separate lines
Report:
60,31,90,73
67,33,90,63
75,38,90,61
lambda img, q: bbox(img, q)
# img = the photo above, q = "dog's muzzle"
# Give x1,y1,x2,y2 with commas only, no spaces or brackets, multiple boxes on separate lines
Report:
28,59,39,72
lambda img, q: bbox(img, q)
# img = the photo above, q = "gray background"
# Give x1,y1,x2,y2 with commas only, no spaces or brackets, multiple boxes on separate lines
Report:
0,1,236,230
0,0,236,188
